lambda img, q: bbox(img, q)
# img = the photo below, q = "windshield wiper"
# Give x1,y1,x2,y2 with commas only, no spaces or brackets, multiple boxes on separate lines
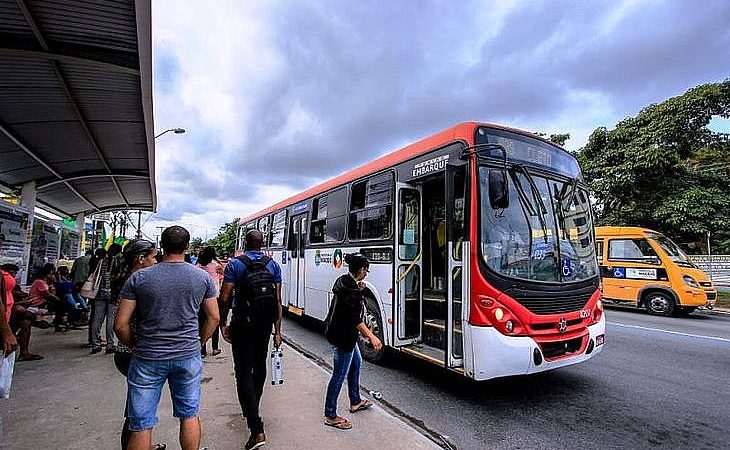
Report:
564,177,579,209
508,171,537,217
516,165,549,244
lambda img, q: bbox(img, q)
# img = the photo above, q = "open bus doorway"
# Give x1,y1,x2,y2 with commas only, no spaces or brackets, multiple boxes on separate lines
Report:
394,173,448,365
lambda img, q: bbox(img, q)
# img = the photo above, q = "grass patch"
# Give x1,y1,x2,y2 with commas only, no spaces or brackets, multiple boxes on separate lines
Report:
716,291,730,309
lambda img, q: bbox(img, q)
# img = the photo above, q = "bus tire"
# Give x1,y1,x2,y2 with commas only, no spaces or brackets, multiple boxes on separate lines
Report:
358,296,386,364
643,291,675,316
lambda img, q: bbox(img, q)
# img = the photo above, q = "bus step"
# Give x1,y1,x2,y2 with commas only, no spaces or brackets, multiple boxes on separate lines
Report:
401,344,445,366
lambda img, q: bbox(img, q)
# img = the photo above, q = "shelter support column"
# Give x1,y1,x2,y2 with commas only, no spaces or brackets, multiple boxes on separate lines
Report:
75,213,85,255
20,181,36,286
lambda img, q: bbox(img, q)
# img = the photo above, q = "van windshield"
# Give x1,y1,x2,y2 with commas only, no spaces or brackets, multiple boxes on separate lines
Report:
647,232,695,268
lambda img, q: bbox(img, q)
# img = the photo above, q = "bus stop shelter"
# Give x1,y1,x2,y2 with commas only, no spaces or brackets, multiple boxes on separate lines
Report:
0,0,155,284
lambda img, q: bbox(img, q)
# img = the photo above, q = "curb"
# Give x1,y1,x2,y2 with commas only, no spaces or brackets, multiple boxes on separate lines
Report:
281,334,457,450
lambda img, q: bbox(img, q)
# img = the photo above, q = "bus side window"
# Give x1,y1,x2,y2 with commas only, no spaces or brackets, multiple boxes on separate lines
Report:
608,239,660,265
310,187,348,244
270,210,287,248
348,173,394,241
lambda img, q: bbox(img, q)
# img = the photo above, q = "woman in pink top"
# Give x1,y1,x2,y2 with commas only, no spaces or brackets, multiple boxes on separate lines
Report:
1,264,18,356
197,246,222,356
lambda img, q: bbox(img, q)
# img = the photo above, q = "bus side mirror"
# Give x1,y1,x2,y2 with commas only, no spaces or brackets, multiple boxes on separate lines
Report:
489,170,509,209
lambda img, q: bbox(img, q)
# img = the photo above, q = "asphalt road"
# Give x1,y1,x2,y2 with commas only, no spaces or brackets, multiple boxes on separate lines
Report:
281,307,730,450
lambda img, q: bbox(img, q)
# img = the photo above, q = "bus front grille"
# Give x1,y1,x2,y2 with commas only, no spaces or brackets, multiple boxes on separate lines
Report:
539,337,584,359
514,293,591,315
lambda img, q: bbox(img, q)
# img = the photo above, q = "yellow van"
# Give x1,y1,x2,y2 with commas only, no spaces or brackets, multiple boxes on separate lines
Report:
595,226,717,316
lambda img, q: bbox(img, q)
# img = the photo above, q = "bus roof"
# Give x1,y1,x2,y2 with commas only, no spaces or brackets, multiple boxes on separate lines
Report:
240,121,552,224
595,226,659,236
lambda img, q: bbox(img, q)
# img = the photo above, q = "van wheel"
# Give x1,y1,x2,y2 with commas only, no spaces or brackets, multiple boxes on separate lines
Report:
644,291,675,316
358,296,386,364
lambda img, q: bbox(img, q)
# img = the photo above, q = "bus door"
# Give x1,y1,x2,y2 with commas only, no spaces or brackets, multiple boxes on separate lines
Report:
287,214,308,311
394,183,423,346
445,165,467,368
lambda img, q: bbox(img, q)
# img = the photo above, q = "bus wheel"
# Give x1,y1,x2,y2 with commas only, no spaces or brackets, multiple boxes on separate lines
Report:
644,291,675,316
358,296,386,364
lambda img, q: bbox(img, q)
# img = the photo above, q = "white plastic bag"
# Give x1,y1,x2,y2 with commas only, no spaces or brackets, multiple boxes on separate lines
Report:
0,351,16,399
270,347,283,385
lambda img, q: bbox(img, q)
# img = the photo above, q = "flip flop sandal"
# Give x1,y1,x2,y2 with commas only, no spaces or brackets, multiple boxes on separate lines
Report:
323,418,352,430
152,444,166,450
19,354,44,361
349,399,373,413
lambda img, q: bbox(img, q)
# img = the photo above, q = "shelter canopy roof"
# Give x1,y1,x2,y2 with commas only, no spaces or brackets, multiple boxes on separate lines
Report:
0,0,155,217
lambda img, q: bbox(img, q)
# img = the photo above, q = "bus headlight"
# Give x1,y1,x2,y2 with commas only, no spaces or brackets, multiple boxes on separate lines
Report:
494,308,504,321
683,275,699,288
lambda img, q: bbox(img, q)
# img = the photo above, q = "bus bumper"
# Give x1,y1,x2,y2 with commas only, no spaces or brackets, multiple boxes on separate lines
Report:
470,316,606,381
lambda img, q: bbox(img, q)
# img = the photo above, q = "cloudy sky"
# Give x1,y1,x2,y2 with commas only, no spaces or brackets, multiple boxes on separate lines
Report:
141,0,730,241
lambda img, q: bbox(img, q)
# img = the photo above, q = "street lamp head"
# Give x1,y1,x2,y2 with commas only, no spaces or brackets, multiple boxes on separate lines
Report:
155,127,187,139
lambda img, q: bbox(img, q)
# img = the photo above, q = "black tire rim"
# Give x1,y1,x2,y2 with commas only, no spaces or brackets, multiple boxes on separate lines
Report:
647,293,671,314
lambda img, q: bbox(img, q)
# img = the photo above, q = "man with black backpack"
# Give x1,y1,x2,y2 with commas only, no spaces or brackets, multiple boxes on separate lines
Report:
219,229,282,450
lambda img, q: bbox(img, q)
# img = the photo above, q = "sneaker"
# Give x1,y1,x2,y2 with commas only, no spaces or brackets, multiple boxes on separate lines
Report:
91,346,102,354
245,433,266,450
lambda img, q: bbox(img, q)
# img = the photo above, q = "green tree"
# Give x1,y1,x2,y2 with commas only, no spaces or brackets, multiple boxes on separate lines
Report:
577,79,730,252
536,132,571,147
206,218,239,257
190,237,203,252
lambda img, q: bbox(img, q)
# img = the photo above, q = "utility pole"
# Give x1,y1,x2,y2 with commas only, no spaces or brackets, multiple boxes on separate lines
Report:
707,230,713,282
156,226,165,247
136,210,142,239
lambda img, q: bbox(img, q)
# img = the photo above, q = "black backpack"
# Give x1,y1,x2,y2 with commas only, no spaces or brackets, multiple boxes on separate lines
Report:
234,255,279,325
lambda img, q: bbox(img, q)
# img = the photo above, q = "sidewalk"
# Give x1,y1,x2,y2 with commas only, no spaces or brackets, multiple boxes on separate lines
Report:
0,327,440,450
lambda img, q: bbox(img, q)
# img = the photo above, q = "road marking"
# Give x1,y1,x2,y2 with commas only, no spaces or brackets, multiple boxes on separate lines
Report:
608,322,730,344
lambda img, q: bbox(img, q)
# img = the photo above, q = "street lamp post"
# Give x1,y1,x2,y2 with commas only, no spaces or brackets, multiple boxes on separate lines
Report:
134,128,186,239
154,127,185,139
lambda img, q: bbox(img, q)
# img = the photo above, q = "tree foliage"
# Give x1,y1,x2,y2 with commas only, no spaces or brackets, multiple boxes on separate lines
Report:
205,218,239,258
577,79,730,252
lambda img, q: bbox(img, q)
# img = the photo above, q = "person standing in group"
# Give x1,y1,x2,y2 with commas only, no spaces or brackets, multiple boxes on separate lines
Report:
219,230,282,450
71,250,92,294
196,246,222,357
110,239,167,450
322,253,382,430
114,226,219,450
90,244,122,354
87,248,106,347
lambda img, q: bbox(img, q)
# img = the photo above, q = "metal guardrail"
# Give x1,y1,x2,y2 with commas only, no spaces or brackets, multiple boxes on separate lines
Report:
690,255,730,286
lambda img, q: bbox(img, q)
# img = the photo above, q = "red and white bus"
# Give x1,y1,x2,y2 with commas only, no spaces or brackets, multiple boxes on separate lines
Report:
237,122,604,380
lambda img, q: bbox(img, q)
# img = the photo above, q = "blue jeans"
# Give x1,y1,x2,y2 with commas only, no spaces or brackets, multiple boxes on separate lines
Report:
324,345,363,418
126,355,203,431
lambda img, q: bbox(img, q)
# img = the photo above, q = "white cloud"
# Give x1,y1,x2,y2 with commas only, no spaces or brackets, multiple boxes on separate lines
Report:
142,0,730,241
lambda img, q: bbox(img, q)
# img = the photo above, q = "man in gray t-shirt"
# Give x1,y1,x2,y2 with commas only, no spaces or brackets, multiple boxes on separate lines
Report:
114,226,219,450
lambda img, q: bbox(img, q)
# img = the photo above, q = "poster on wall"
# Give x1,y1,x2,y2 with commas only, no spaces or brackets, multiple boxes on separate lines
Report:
28,219,60,281
0,203,30,282
60,229,80,260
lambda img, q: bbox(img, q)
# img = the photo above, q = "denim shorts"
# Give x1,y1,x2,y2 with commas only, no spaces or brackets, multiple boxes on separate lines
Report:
127,354,203,431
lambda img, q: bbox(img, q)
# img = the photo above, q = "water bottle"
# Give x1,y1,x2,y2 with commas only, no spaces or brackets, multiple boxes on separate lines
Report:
271,347,283,385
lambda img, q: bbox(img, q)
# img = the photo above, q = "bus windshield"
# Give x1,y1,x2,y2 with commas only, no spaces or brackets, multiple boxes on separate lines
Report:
647,232,695,268
480,166,598,283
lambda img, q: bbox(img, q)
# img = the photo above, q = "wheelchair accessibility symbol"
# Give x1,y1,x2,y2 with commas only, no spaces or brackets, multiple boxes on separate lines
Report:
612,267,626,278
